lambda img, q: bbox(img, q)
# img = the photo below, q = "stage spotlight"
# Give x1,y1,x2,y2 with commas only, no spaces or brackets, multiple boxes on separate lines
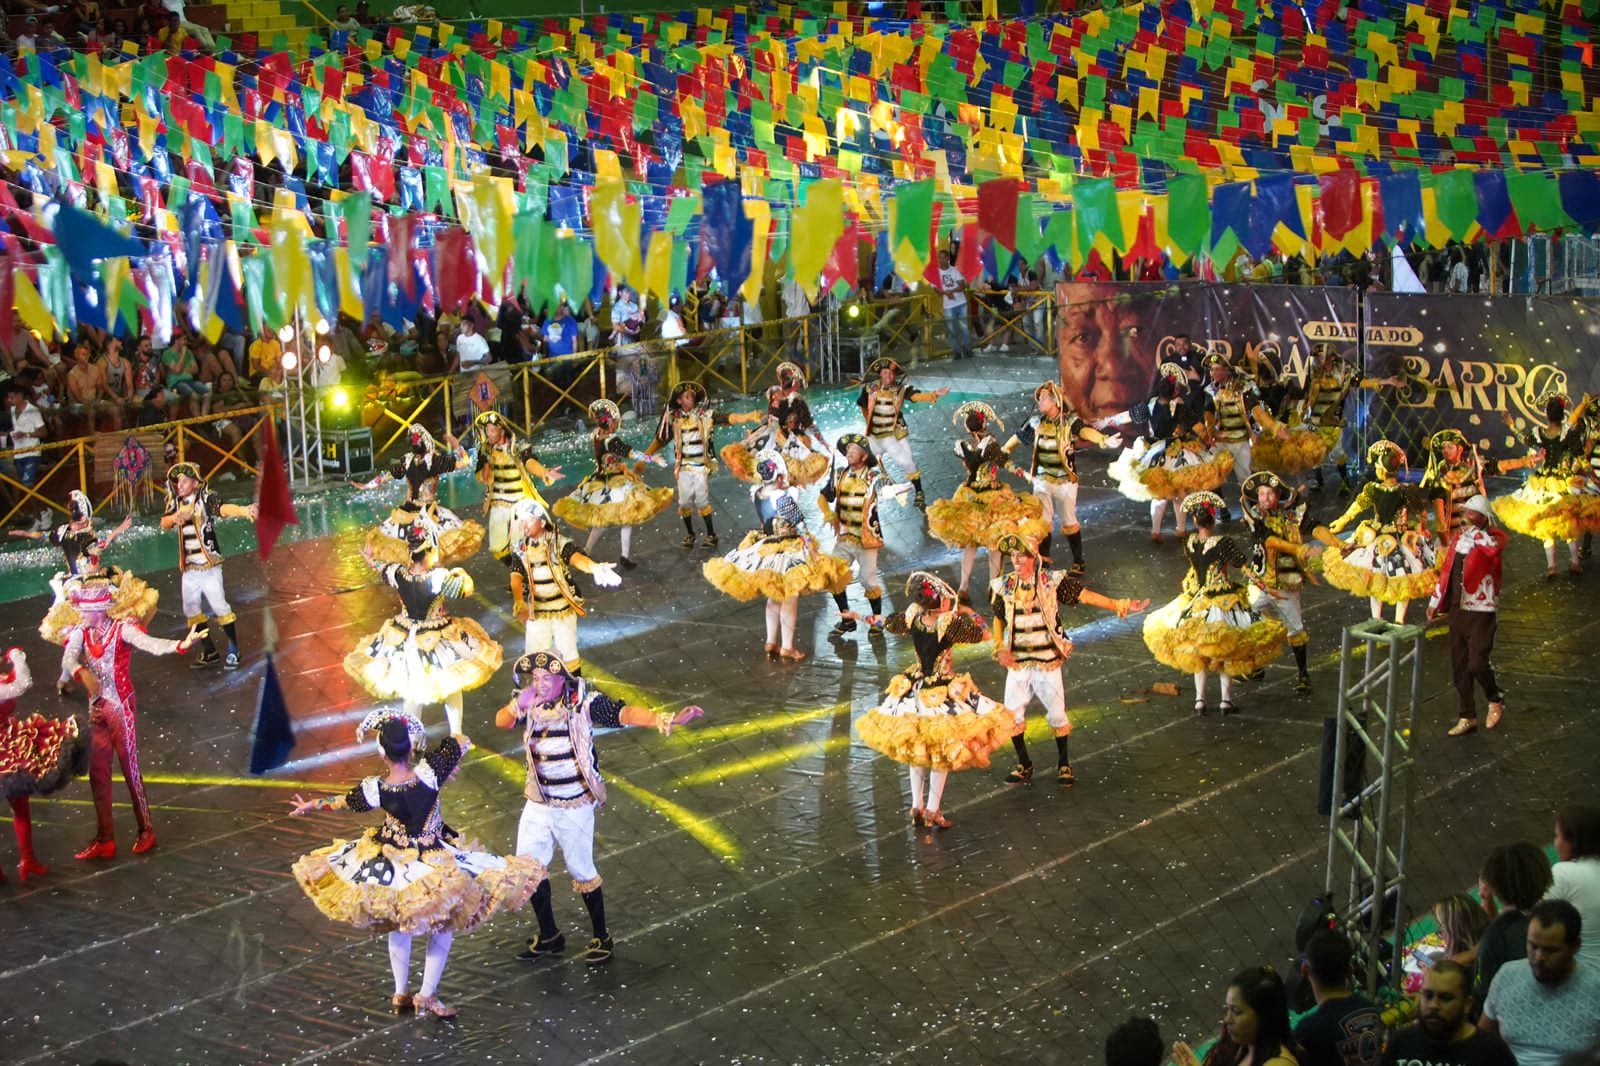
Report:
329,386,351,410
315,318,330,335
278,324,294,343
317,344,332,363
847,303,862,319
282,351,299,370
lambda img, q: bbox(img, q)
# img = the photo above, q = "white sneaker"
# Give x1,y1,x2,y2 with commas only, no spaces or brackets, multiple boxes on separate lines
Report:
999,343,1010,352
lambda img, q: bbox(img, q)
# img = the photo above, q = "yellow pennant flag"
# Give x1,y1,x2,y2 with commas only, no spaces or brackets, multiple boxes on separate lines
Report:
743,199,771,306
644,230,674,307
589,179,643,292
334,246,365,321
790,178,844,294
13,271,58,340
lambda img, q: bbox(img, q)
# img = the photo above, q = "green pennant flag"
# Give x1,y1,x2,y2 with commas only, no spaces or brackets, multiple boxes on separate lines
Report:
513,211,547,305
1073,177,1123,258
666,193,700,236
231,197,261,244
1168,175,1211,257
554,235,591,308
424,166,450,216
890,178,935,282
343,191,371,269
634,90,658,131
1434,170,1478,239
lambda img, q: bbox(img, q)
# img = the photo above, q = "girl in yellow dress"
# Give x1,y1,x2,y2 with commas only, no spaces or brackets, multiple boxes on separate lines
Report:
703,453,852,662
1492,391,1600,578
1319,440,1440,622
721,362,832,487
552,399,675,569
1110,364,1234,541
856,572,1015,830
290,710,544,1019
359,426,483,566
926,401,1047,603
1142,491,1287,715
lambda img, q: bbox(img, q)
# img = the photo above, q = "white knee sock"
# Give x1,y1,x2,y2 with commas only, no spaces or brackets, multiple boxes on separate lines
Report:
620,525,633,559
1174,502,1187,534
765,599,781,645
420,932,453,997
444,692,464,735
1393,600,1409,625
1150,500,1166,534
585,527,602,554
986,549,1002,585
1194,671,1208,702
1219,675,1234,703
908,766,926,809
1569,539,1581,566
1545,541,1558,569
779,597,798,650
1369,597,1383,620
926,769,949,812
388,932,412,995
959,548,976,592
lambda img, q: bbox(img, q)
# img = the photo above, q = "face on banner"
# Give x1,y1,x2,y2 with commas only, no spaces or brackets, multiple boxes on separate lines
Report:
1055,281,1165,422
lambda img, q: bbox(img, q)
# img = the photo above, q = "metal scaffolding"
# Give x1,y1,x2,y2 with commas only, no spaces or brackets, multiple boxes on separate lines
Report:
1324,618,1426,995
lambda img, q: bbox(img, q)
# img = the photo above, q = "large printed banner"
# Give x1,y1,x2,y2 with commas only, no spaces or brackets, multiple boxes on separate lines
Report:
1056,281,1592,462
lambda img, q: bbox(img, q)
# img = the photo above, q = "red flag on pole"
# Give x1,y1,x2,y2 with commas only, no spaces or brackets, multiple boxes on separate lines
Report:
255,418,298,560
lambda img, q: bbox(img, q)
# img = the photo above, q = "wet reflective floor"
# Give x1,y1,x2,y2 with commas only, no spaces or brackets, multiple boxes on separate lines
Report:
1,355,1594,1065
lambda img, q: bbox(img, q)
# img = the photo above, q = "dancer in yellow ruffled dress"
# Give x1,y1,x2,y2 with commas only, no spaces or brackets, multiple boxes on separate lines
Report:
360,425,483,566
9,490,154,695
857,572,1015,830
1250,379,1328,476
1421,429,1487,540
1143,492,1288,715
926,400,1047,603
290,710,545,1020
703,453,851,662
552,399,674,569
1492,391,1599,578
345,526,504,734
1319,441,1440,622
1109,364,1234,541
721,362,832,487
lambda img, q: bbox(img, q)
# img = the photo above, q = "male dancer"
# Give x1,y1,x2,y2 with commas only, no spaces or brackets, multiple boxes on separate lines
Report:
1240,472,1315,693
819,433,911,636
988,534,1145,785
645,380,720,548
856,357,948,507
159,463,255,669
474,411,563,560
1203,352,1281,488
505,499,619,672
1002,381,1120,572
497,652,703,966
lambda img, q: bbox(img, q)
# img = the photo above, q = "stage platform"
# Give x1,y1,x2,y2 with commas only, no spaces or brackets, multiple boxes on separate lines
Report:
1,355,1594,1065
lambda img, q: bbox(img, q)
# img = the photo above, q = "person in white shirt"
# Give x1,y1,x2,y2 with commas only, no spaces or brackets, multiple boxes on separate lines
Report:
1548,805,1600,972
938,251,972,359
1481,899,1600,1066
453,319,490,373
4,383,49,531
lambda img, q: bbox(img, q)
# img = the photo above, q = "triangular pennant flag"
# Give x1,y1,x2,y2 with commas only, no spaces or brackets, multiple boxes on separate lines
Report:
255,418,298,560
248,646,296,774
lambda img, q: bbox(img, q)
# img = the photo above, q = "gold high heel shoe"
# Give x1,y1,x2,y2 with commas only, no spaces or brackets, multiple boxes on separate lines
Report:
412,994,457,1020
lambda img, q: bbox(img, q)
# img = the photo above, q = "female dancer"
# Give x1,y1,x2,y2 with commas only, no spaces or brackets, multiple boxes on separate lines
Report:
1109,364,1233,542
703,453,851,663
1320,441,1440,621
359,426,483,566
11,490,153,695
722,363,831,488
856,572,1014,830
1249,379,1327,477
552,399,674,569
1421,429,1487,539
345,526,503,735
1142,492,1287,715
290,710,544,1018
1493,391,1598,578
0,649,83,882
926,401,1046,604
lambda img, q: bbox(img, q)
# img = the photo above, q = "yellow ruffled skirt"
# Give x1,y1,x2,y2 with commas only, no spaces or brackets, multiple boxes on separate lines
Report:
39,572,160,645
1321,524,1440,604
1492,476,1600,542
702,531,853,601
856,671,1015,771
0,712,84,798
553,473,675,529
367,506,485,567
1251,429,1330,476
926,485,1048,549
720,440,832,487
1142,588,1287,675
292,829,545,935
343,616,504,703
1109,439,1233,502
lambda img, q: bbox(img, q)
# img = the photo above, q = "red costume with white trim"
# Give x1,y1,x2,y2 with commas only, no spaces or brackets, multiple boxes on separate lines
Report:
1427,526,1507,615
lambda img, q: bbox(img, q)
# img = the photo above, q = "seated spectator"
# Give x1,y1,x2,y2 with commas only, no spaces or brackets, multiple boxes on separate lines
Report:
1382,960,1514,1066
331,3,361,28
354,0,373,23
1481,899,1600,1066
451,317,490,374
201,371,255,473
1477,842,1557,1006
64,342,120,433
247,325,283,386
1435,893,1492,968
1105,1017,1164,1066
161,333,211,416
1294,928,1385,1066
136,386,173,427
1548,805,1600,973
100,337,135,420
3,381,50,531
1174,966,1300,1066
509,315,542,364
196,339,237,394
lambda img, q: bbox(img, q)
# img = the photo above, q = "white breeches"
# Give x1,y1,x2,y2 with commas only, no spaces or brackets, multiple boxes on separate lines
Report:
180,567,231,620
515,801,599,885
1248,583,1305,640
832,538,882,595
676,467,711,511
524,613,580,666
1035,478,1080,533
1004,667,1070,732
867,434,916,478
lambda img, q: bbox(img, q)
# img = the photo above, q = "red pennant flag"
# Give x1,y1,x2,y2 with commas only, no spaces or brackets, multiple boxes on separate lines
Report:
1319,171,1362,240
978,178,1020,252
955,221,982,282
255,420,298,560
